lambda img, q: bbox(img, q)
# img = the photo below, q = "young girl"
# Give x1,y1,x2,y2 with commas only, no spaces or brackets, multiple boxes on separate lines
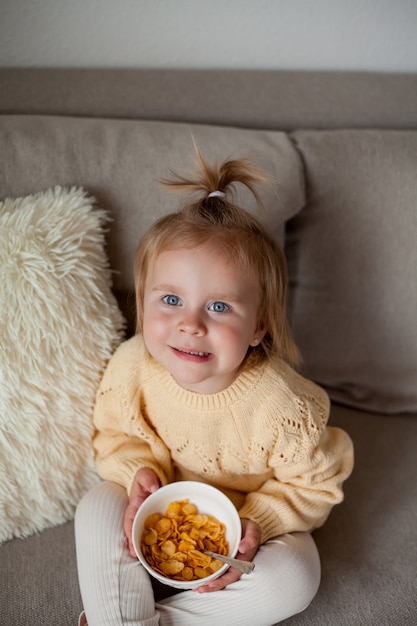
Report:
75,148,354,626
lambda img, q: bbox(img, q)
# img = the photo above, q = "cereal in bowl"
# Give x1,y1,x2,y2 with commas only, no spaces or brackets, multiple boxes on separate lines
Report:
141,499,229,581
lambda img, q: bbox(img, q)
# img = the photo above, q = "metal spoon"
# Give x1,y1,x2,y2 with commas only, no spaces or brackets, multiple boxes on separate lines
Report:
205,551,255,574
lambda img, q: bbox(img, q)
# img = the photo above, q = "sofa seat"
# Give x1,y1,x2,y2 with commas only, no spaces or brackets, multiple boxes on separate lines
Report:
1,404,416,626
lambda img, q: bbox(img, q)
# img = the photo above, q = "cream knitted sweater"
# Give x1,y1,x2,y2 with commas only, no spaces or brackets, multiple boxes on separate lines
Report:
93,335,354,543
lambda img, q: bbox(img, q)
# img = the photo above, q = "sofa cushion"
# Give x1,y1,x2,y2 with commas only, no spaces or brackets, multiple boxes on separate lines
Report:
287,130,417,414
0,187,125,543
0,115,305,331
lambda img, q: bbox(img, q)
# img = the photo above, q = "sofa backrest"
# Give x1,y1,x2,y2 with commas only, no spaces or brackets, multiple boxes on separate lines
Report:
1,69,417,130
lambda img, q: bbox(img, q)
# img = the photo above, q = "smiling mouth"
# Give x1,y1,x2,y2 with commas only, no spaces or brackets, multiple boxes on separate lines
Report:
171,347,214,362
175,348,210,357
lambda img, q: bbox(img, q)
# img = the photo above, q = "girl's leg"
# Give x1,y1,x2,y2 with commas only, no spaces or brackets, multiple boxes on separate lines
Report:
156,532,320,626
75,481,160,626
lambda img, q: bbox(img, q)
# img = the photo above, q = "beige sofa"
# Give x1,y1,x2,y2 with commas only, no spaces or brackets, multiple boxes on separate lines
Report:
0,69,416,626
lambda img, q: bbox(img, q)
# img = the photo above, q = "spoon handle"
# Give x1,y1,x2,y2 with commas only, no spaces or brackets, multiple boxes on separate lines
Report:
205,551,255,574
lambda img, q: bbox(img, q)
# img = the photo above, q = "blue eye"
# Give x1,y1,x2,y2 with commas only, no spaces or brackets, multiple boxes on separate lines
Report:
209,301,229,313
163,295,180,306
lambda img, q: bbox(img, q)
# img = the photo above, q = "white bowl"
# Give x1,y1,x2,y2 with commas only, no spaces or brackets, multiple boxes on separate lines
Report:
132,481,241,589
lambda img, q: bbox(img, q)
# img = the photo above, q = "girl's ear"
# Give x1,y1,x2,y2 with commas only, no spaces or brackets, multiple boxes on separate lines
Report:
249,322,267,347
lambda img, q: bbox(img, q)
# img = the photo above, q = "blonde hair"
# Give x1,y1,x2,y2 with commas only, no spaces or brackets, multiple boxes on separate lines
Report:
134,145,300,367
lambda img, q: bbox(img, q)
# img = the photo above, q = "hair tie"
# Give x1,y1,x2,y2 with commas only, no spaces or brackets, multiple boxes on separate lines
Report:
208,191,226,199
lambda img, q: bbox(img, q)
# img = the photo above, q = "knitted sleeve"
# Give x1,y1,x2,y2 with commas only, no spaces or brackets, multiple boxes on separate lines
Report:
92,338,174,494
238,388,354,543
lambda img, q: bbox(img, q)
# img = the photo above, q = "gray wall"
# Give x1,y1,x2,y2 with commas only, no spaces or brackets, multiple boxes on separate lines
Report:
0,0,416,72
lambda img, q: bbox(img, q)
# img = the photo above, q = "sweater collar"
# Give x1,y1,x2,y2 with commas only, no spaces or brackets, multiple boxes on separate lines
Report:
144,348,268,410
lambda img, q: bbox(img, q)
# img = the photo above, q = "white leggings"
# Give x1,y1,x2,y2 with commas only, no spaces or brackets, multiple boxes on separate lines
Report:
75,481,321,626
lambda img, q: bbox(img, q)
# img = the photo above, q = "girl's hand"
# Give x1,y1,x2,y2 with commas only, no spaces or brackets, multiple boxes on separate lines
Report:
124,467,160,557
194,518,261,593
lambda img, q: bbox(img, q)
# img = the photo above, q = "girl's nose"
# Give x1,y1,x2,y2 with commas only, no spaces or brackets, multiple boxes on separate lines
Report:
178,312,206,336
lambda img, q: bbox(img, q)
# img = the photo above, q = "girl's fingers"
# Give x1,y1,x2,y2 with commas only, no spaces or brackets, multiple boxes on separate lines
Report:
194,567,241,593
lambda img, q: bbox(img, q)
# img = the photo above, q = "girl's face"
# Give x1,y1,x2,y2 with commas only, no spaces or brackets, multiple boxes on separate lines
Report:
142,244,265,394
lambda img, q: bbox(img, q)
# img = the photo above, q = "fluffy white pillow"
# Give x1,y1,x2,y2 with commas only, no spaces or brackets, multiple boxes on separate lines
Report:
0,186,125,543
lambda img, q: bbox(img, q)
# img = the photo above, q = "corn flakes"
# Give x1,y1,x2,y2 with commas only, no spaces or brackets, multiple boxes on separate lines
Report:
140,499,229,581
